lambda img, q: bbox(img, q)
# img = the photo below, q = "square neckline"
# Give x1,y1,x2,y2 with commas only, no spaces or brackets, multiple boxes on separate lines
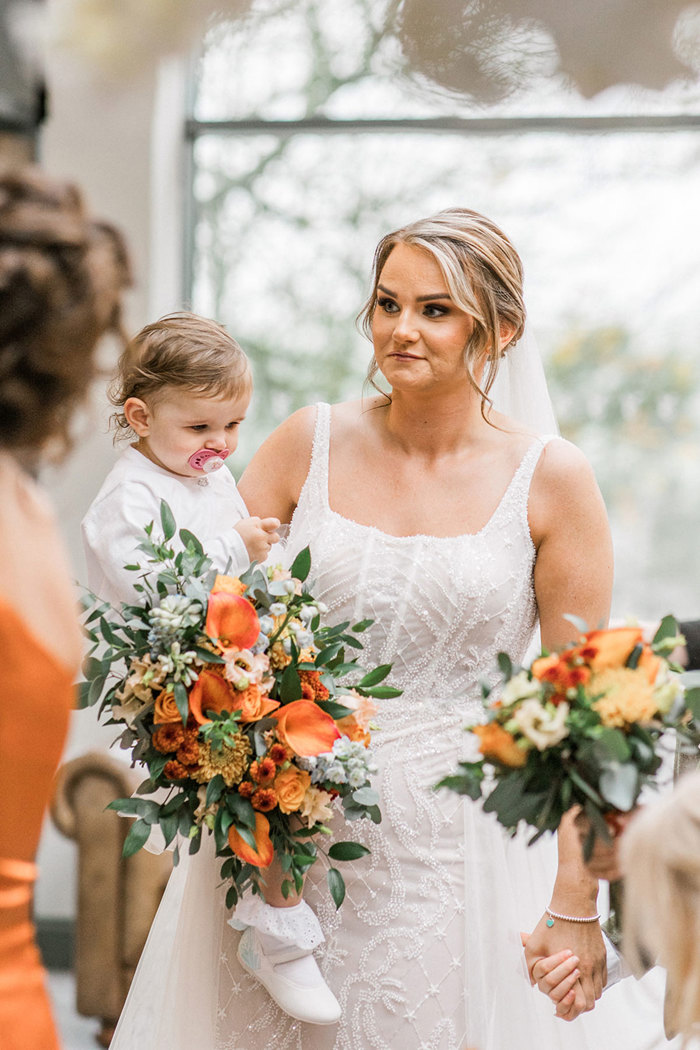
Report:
318,403,547,545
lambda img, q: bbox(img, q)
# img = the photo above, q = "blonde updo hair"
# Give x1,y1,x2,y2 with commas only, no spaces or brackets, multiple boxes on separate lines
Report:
0,165,130,455
621,772,700,1043
359,208,526,413
110,312,252,440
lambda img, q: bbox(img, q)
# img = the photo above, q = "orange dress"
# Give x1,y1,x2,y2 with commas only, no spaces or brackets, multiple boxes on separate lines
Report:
0,597,74,1050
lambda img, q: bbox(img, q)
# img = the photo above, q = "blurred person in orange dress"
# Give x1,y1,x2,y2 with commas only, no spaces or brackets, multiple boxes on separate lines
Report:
0,165,129,1050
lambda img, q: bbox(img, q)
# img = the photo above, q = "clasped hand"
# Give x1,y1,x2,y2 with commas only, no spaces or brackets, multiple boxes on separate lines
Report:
523,913,607,1021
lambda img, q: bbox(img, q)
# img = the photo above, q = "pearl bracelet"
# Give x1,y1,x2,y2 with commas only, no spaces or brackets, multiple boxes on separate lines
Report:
545,906,601,927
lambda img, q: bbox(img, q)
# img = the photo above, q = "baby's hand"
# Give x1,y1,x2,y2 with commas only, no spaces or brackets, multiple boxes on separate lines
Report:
235,516,280,564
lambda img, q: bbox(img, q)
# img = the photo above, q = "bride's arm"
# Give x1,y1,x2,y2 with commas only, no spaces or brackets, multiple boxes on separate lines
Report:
238,406,316,522
525,438,614,1020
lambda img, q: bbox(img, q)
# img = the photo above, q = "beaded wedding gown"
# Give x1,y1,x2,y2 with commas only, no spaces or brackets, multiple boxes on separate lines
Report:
111,402,676,1050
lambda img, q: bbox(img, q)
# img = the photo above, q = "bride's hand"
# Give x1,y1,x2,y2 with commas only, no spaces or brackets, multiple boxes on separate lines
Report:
523,914,606,1020
521,936,580,1017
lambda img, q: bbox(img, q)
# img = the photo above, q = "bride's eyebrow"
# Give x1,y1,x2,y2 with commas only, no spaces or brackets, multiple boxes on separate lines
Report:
377,283,452,302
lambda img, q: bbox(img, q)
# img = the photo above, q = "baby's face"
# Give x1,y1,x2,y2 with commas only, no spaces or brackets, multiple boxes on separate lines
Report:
133,388,250,478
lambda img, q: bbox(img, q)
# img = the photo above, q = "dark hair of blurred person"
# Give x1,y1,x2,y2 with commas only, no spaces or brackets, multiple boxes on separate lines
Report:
0,164,130,1050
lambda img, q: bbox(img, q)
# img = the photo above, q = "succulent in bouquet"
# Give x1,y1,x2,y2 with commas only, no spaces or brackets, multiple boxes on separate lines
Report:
80,501,399,908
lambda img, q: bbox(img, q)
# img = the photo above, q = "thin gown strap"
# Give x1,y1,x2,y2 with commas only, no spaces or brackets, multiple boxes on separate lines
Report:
497,434,561,531
303,402,332,510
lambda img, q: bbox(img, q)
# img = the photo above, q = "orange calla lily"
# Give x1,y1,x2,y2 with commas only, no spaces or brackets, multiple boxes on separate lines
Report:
228,812,274,868
206,590,260,651
189,668,239,725
274,700,341,757
584,628,643,671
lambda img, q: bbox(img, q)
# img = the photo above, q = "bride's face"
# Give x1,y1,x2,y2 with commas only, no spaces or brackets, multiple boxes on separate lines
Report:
371,242,476,393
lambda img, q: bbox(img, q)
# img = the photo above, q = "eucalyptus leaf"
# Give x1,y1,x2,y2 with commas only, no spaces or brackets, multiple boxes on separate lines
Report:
160,813,179,848
497,652,513,680
205,775,226,807
179,528,204,555
280,664,302,702
289,546,311,583
599,763,639,811
122,818,151,858
356,664,392,688
173,681,189,723
359,685,402,699
316,700,354,719
106,797,161,821
328,841,370,862
351,787,379,806
226,793,256,830
653,614,678,646
327,867,346,909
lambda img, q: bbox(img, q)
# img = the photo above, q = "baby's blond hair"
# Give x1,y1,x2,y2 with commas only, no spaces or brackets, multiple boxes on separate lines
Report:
110,312,251,439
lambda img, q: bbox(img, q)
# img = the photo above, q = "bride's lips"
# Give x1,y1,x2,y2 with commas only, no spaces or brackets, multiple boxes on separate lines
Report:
388,351,422,360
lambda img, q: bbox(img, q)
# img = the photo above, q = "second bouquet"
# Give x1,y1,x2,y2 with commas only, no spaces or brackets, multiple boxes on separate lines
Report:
438,617,700,857
81,501,399,910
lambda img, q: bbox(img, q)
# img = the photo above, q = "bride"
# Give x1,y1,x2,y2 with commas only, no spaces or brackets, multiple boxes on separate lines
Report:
111,208,675,1049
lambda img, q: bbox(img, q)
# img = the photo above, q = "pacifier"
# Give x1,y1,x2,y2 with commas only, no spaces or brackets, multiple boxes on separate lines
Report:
188,447,231,473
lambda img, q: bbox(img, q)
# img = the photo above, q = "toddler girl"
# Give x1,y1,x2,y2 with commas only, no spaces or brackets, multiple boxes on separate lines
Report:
82,311,340,1026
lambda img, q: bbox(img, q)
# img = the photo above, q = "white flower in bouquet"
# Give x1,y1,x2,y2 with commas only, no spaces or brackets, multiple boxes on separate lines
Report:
511,698,570,751
299,786,336,828
500,670,542,706
652,668,684,715
223,649,273,693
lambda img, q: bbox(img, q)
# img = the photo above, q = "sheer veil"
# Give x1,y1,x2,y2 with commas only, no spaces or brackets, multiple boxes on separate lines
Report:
488,326,559,436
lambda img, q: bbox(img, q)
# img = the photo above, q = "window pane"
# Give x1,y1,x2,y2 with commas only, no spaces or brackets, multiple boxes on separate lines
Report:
195,0,700,120
191,125,700,619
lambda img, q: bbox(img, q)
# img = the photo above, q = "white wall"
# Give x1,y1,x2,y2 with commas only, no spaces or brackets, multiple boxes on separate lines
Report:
34,37,186,918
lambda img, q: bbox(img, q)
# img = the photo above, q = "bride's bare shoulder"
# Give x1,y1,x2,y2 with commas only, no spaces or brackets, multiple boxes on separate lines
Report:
330,396,386,438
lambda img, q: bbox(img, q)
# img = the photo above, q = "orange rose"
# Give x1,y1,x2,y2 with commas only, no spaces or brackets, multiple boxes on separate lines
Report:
153,689,181,724
584,628,643,671
473,723,528,768
236,683,280,722
274,766,311,814
336,714,371,748
211,574,247,596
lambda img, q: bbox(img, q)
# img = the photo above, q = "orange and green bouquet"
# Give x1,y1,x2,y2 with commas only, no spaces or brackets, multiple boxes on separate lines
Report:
80,501,398,909
438,617,700,857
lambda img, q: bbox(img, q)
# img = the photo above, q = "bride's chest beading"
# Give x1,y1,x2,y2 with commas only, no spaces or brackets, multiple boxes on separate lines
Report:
302,513,537,725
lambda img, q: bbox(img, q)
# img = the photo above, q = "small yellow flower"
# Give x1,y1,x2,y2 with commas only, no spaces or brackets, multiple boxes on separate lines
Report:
269,640,292,671
591,667,658,728
192,736,252,787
